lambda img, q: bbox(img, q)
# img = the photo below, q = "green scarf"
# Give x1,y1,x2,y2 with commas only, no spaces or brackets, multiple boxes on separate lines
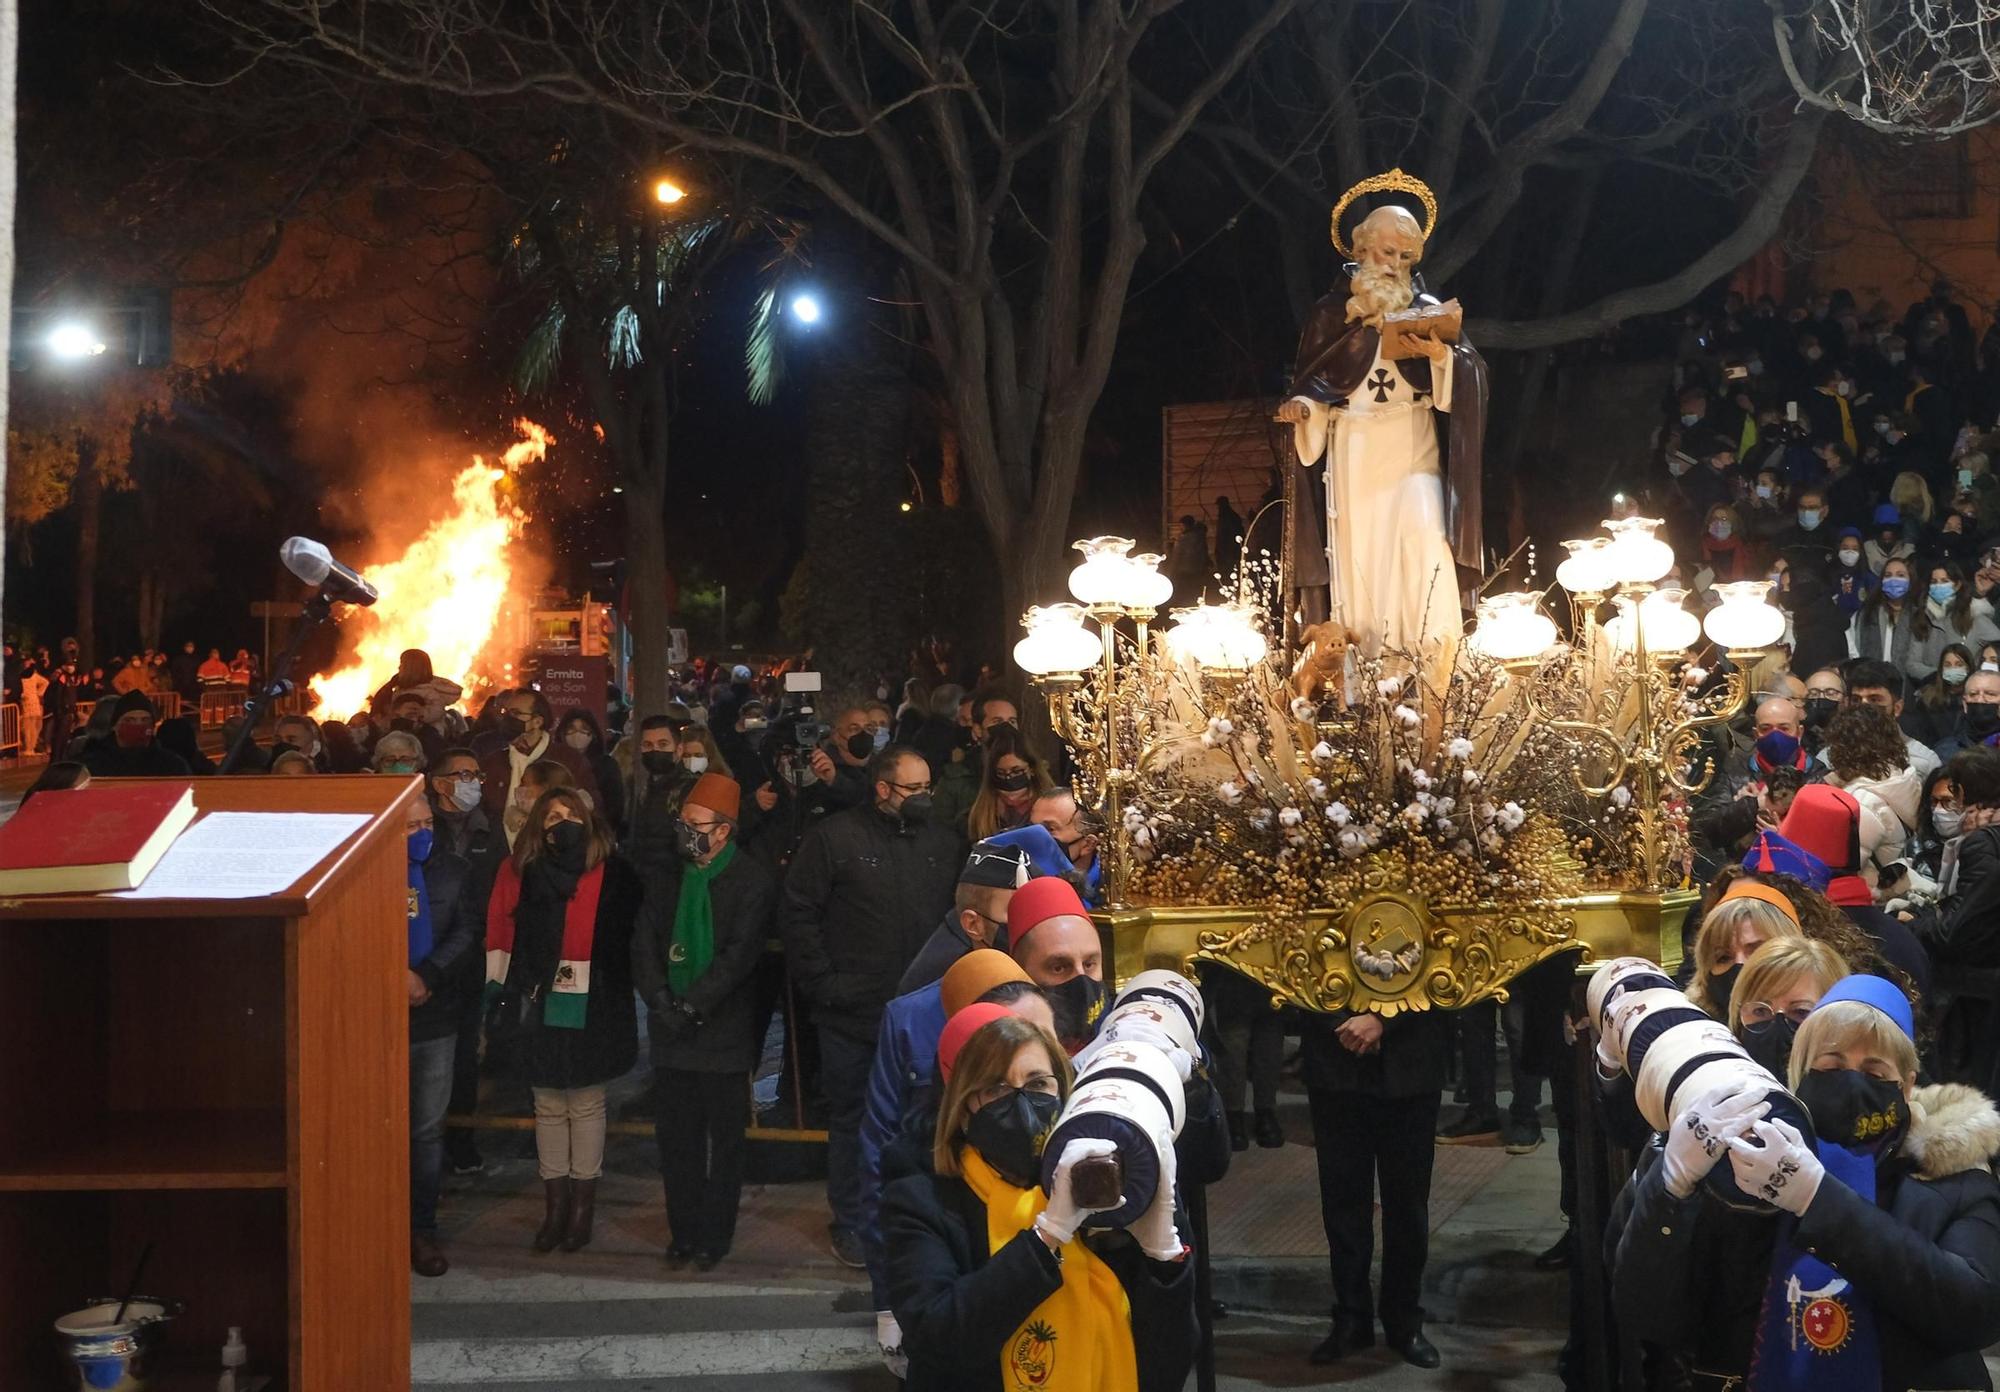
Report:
669,840,736,996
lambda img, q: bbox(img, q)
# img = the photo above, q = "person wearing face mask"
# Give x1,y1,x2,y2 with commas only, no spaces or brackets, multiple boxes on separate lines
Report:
1806,362,1861,451
428,747,500,1179
403,797,478,1278
479,688,601,847
1699,503,1755,581
1829,525,1876,618
883,1010,1196,1392
935,691,1024,830
556,709,625,839
1773,485,1835,577
1691,697,1822,879
630,774,776,1272
1613,973,2000,1392
1906,560,2000,686
79,690,192,777
1801,667,1846,750
1686,881,1809,1020
1865,501,1917,576
807,706,880,815
965,726,1054,842
1906,643,1975,747
273,714,331,773
1004,877,1110,1056
621,714,696,875
782,743,963,1267
370,730,428,779
1936,669,2000,762
1725,936,1847,1079
485,788,641,1253
1850,556,1917,670
387,690,448,767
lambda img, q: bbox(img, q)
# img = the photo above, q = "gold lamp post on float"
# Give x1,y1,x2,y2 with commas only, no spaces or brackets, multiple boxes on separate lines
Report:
1013,537,1267,908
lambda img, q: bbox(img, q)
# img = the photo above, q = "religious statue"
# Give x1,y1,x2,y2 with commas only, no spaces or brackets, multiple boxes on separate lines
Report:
1276,170,1487,661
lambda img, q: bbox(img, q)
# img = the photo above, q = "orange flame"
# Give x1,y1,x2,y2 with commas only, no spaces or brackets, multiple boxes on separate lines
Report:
310,419,551,717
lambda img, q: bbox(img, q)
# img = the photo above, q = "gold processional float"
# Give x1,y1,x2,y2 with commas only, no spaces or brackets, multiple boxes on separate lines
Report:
1018,170,1790,1017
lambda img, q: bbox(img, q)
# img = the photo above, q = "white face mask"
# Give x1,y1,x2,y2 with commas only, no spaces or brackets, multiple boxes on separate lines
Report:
1934,807,1965,839
684,755,710,774
564,730,593,752
1839,548,1861,566
450,779,482,813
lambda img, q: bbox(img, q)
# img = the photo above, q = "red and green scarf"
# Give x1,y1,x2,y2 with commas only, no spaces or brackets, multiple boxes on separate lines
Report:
485,858,605,1029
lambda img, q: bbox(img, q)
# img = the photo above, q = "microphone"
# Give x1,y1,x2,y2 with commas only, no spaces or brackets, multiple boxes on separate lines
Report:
280,536,380,606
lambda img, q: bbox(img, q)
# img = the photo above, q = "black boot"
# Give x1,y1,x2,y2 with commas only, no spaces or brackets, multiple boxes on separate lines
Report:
1253,1108,1284,1148
534,1177,572,1253
1308,1315,1374,1364
562,1178,597,1251
1227,1111,1250,1152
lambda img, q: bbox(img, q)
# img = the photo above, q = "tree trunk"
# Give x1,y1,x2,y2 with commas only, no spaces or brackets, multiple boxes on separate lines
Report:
72,439,101,667
799,221,914,703
623,470,673,716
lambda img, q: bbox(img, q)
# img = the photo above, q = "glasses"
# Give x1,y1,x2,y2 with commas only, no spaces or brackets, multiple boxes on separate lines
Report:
1805,686,1844,701
1741,999,1818,1027
437,770,484,783
889,780,932,795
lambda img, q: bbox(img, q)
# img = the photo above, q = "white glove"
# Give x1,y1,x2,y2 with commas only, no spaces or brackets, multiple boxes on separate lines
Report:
1661,1082,1770,1198
1128,1128,1184,1261
1035,1138,1121,1247
1725,1118,1826,1215
1593,1027,1621,1079
875,1310,908,1380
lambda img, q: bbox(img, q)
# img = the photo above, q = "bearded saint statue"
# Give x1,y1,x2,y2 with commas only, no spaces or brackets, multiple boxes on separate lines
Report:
1275,174,1487,661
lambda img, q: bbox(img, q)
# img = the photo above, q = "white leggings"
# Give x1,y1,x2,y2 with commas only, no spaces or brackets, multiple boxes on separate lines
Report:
532,1085,607,1181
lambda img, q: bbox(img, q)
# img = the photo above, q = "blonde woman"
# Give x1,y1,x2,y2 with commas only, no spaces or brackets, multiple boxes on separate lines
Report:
1616,975,2000,1389
1890,469,1935,529
1726,936,1846,1076
1686,880,1807,1018
883,1010,1195,1392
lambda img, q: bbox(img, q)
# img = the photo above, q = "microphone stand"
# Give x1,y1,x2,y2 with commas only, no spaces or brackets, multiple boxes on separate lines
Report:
218,590,338,775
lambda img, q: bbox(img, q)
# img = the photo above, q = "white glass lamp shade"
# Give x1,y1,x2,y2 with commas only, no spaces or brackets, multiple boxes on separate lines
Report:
1469,592,1559,662
1164,601,1268,670
1600,516,1677,586
1605,588,1701,655
1069,536,1142,606
1014,603,1102,676
1556,537,1618,595
1703,580,1787,651
1125,552,1175,610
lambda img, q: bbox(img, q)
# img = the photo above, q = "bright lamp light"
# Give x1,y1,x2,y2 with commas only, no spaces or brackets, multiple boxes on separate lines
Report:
1013,604,1102,676
1124,552,1175,610
1605,588,1701,655
1469,592,1559,662
47,321,107,360
1164,601,1268,671
1601,516,1676,586
653,178,687,205
790,293,822,324
1555,538,1619,596
1703,580,1787,651
1068,537,1140,606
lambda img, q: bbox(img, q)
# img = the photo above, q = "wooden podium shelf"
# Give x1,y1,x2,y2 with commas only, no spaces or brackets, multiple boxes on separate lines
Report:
0,775,421,1391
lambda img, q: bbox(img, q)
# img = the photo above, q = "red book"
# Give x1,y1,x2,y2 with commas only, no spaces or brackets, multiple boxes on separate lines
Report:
0,782,197,894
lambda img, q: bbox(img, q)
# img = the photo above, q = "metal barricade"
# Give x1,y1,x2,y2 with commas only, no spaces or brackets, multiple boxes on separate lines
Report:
0,703,17,756
198,686,251,730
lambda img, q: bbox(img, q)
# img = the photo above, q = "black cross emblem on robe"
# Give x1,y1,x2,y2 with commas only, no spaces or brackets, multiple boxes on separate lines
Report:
1367,368,1395,403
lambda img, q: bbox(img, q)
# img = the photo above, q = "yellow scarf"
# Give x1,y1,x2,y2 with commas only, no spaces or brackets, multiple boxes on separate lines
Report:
1816,385,1857,451
960,1148,1137,1392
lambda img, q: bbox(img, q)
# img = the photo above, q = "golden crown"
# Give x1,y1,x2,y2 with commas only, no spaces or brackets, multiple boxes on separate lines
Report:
1329,168,1439,259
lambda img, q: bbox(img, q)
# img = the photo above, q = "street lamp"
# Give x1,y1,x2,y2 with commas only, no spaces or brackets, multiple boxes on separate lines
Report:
790,292,823,324
46,321,107,360
653,178,687,205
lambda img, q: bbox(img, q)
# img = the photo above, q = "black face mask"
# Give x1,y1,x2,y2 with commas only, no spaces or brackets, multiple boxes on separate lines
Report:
1707,964,1744,1018
544,818,588,870
1969,704,2000,740
641,749,679,777
963,1088,1062,1190
1048,973,1109,1045
675,821,712,861
895,791,934,824
1804,697,1839,729
845,731,875,760
499,714,528,740
1740,1015,1799,1079
992,769,1033,792
1796,1067,1910,1154
391,717,419,733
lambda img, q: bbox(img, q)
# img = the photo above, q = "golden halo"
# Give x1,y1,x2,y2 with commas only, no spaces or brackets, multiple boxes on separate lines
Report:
1329,168,1439,259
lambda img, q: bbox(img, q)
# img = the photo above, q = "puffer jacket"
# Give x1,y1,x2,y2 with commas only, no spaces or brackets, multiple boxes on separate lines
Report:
1612,1082,2000,1390
1828,764,1922,890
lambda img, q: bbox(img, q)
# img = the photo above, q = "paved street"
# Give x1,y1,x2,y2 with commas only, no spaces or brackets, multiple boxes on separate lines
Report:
416,1086,1572,1390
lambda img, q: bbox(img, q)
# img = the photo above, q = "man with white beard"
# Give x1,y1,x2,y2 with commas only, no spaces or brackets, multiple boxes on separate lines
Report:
1276,189,1488,661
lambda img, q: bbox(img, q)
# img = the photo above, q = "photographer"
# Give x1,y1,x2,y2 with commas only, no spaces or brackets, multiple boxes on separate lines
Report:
807,707,878,814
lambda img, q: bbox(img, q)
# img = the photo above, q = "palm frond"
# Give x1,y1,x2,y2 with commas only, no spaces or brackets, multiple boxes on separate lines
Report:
514,304,567,397
607,305,644,371
745,284,787,407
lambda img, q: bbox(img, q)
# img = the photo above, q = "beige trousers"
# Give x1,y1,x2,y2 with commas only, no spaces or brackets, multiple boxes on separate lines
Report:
532,1085,607,1181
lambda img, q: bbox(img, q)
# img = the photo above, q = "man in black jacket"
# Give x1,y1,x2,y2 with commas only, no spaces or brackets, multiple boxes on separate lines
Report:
428,747,500,1177
782,744,962,1266
405,797,480,1279
81,691,192,777
632,773,778,1270
1302,1005,1450,1369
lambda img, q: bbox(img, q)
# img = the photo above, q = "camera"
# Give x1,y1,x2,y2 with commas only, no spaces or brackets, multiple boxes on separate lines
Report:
776,670,829,752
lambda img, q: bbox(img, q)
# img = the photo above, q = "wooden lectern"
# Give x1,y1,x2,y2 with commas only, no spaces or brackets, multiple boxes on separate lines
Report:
0,775,421,1390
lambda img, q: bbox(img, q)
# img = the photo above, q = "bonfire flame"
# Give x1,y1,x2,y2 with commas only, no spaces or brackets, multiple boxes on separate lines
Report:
310,419,551,717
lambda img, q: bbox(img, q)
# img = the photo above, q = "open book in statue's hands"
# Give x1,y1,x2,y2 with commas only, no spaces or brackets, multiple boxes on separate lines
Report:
1380,298,1462,361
